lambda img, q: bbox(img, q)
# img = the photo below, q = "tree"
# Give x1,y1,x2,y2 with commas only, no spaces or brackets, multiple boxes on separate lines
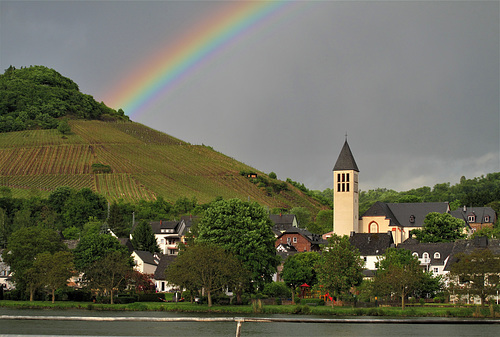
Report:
372,248,423,309
290,207,311,229
4,227,66,297
281,258,311,304
84,251,133,304
449,248,500,306
308,210,333,234
32,251,75,303
316,234,364,302
57,118,71,135
165,243,247,307
197,198,279,292
281,252,320,303
131,220,160,253
107,201,128,237
73,233,131,272
411,212,466,243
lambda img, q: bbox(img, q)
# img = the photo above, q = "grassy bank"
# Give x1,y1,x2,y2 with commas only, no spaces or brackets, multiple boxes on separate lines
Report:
1,300,499,318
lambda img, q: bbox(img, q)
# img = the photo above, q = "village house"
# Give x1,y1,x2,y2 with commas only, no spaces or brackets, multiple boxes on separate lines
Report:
348,232,394,277
150,219,188,256
275,227,327,253
450,206,496,232
397,239,454,277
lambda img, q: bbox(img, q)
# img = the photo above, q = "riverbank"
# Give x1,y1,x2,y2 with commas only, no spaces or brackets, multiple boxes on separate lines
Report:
1,300,499,318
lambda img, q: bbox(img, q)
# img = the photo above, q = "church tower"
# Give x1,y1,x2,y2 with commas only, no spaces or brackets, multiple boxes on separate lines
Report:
333,139,359,236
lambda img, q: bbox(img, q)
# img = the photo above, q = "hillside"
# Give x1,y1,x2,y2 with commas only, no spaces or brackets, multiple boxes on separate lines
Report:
0,119,327,213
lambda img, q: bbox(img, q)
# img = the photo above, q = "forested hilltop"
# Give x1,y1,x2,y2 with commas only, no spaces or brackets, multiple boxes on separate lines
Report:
0,65,127,132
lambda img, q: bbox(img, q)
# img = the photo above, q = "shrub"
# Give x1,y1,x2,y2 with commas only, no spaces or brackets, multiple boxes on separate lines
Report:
137,293,164,302
293,305,311,314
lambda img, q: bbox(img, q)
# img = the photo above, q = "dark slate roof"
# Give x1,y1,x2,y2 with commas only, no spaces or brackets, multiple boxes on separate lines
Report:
361,201,397,225
270,214,297,235
333,140,359,172
361,202,450,228
154,254,178,280
150,220,187,236
450,206,497,224
133,250,157,265
270,214,297,227
387,202,449,228
349,232,394,256
117,238,135,253
397,242,454,267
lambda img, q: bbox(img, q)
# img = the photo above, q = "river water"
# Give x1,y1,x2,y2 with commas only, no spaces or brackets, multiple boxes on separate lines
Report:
0,308,499,337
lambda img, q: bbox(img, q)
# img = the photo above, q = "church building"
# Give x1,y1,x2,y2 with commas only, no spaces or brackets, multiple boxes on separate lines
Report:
331,139,493,245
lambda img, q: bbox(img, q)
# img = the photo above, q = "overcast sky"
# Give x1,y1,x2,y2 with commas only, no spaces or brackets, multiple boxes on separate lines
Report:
1,1,499,192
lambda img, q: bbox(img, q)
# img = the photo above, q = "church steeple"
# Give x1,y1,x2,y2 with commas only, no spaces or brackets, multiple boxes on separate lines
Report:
333,138,359,236
333,139,359,172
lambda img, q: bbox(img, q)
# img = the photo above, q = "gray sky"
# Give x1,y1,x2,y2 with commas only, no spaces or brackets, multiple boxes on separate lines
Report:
1,1,499,192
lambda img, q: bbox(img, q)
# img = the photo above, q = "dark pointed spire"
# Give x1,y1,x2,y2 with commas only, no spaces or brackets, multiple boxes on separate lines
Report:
333,139,359,172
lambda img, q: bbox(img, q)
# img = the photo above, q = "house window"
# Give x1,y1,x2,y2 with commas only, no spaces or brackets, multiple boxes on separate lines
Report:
287,237,291,244
433,268,439,273
369,222,379,233
409,215,415,223
468,214,476,222
293,237,297,243
412,252,419,258
346,173,350,182
422,252,429,261
484,215,490,222
434,252,441,259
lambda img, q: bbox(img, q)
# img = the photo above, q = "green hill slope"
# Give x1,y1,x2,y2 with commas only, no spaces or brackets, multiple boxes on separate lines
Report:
0,119,327,213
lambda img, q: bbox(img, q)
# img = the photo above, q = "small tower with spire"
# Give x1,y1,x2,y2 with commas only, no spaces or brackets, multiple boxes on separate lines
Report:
333,137,359,236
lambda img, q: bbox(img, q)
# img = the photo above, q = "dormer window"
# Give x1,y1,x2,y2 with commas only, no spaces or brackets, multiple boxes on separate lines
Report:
484,215,490,222
434,252,441,259
468,214,476,222
412,252,418,258
409,215,415,223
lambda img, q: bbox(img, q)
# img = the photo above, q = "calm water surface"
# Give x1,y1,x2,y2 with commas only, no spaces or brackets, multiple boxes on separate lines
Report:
1,308,499,337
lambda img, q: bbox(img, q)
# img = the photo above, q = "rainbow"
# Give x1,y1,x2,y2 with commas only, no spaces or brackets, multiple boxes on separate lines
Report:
104,1,295,118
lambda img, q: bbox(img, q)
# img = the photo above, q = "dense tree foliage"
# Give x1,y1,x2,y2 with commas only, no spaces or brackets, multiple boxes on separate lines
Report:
165,243,247,307
84,250,133,304
372,248,424,309
197,198,280,291
0,65,128,133
411,212,467,243
3,227,66,298
281,252,320,303
316,234,364,302
31,251,75,303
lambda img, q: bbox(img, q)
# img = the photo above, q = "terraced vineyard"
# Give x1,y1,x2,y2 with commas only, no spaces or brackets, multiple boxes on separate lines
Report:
0,120,326,212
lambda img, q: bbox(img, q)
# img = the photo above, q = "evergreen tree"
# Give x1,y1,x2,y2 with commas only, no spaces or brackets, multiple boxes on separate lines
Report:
131,220,160,253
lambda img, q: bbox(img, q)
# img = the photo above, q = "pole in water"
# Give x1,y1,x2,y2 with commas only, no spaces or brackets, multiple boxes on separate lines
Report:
235,319,243,337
